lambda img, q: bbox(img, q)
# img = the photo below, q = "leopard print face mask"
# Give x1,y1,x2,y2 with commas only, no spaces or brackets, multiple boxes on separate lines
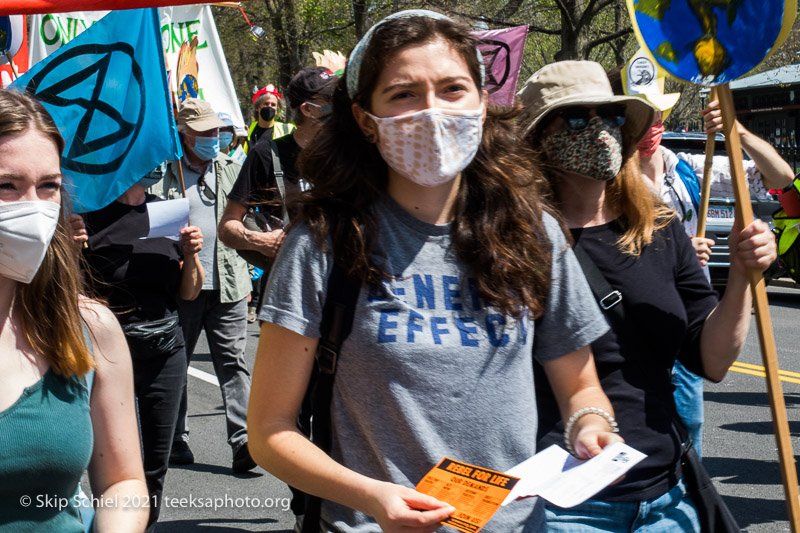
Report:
542,116,624,182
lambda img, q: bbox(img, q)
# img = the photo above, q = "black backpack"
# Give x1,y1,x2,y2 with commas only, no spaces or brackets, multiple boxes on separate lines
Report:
291,262,361,532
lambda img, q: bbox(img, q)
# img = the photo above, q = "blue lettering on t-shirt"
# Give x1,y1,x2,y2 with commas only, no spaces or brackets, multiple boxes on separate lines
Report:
378,309,399,343
455,317,479,347
393,285,406,299
442,275,463,311
413,274,436,309
486,314,509,347
407,309,424,343
430,317,450,345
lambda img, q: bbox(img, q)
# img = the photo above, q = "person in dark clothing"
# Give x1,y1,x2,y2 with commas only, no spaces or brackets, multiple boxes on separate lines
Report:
519,60,777,532
219,67,337,295
83,180,203,532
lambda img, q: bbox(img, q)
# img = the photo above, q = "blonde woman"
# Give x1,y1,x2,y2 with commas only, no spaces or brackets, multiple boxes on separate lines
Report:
0,90,148,532
519,61,776,532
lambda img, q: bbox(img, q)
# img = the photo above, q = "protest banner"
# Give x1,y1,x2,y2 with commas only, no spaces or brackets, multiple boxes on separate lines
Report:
10,8,182,213
27,5,244,128
473,25,528,107
628,0,799,528
1,0,218,15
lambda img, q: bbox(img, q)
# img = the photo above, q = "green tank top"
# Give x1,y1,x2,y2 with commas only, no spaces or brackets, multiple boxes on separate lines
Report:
0,368,93,532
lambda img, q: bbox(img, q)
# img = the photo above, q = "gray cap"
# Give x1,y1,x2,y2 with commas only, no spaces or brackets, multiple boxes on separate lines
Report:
177,98,226,132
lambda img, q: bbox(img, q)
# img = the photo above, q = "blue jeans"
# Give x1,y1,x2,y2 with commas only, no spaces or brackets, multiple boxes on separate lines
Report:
673,360,704,458
544,479,700,532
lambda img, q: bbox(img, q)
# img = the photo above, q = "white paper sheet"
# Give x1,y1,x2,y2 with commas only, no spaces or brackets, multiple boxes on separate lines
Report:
501,442,647,508
144,198,190,240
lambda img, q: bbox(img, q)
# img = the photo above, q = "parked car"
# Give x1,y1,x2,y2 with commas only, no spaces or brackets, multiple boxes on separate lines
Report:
660,131,784,291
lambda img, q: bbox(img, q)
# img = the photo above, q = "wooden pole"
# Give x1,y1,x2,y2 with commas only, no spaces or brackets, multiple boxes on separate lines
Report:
696,87,717,239
717,83,800,530
168,78,187,199
5,53,17,79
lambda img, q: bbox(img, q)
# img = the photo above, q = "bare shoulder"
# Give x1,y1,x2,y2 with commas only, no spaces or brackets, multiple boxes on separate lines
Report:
79,296,129,368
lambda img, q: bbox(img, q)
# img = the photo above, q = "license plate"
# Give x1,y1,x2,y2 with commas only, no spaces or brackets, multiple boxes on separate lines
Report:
706,205,735,220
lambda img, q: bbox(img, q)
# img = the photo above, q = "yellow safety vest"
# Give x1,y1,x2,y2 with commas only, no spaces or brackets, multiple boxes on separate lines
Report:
244,120,295,154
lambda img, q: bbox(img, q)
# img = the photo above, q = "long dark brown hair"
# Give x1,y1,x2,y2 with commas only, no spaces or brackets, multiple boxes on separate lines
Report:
296,15,556,318
0,89,93,378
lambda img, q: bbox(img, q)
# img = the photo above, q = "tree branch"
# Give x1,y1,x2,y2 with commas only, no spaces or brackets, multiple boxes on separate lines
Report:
440,8,561,35
577,0,600,30
526,24,563,36
583,27,632,55
494,0,525,21
577,0,616,30
552,0,574,30
303,21,355,42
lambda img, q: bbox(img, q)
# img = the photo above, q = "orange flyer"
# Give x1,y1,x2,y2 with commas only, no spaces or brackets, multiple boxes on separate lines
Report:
415,457,520,533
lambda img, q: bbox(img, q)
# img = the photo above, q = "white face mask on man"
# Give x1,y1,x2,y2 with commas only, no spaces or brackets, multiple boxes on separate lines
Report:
366,104,484,187
0,200,61,284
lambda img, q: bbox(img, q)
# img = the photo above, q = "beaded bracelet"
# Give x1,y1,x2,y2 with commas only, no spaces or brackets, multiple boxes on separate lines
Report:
563,407,619,456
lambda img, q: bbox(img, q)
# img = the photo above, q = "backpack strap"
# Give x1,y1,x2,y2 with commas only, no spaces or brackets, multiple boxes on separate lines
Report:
572,240,624,325
302,262,361,533
269,139,290,227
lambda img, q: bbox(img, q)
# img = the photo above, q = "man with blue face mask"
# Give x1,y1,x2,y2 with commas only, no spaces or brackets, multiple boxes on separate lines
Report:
150,98,256,473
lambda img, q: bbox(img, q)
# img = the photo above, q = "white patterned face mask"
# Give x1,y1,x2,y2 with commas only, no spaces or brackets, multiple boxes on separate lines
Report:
366,104,484,187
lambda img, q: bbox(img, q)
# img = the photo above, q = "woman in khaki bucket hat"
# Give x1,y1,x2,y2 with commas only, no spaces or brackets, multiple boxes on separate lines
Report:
520,60,776,532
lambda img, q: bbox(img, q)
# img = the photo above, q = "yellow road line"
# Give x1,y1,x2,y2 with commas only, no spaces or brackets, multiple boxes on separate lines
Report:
729,362,800,384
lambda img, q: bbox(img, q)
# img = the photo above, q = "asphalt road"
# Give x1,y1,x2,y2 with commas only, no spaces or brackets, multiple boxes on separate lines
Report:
704,284,800,532
156,284,800,532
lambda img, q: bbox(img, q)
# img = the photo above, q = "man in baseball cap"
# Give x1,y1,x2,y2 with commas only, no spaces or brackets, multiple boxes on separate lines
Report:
152,98,257,473
245,83,295,153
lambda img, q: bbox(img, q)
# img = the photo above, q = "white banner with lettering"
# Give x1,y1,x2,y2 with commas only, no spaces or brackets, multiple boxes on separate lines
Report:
29,5,245,128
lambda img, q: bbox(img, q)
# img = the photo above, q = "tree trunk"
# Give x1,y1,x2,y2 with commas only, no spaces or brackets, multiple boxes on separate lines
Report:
263,0,304,89
556,0,586,61
353,0,368,40
612,0,625,65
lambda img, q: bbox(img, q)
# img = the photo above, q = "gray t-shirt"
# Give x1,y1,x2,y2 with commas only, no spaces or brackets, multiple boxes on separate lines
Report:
182,157,219,290
260,195,608,533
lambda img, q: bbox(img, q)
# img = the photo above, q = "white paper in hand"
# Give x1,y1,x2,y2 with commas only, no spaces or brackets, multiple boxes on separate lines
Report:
143,198,190,240
501,442,646,508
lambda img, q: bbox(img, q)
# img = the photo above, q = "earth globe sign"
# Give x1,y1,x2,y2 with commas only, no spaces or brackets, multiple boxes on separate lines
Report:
627,0,795,86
